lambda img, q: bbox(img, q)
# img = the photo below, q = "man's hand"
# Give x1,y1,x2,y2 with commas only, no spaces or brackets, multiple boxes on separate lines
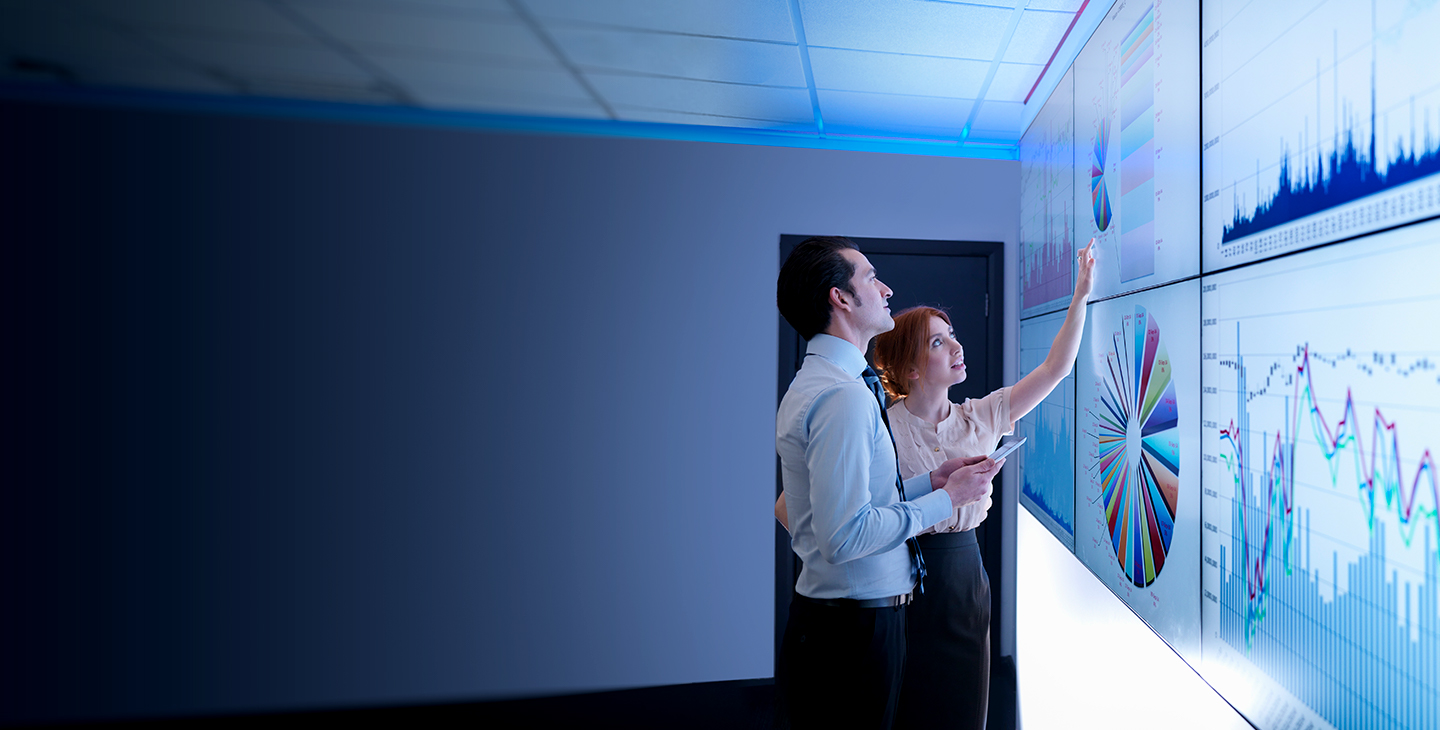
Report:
930,454,989,492
940,456,1004,508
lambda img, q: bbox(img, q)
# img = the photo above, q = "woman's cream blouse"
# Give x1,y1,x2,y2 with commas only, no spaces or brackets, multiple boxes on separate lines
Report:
888,386,1014,534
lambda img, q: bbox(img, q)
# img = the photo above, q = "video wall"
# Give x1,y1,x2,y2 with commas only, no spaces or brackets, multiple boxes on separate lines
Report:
1016,1,1440,728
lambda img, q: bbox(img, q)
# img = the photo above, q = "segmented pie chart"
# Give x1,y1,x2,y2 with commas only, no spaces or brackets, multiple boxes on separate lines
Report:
1093,305,1179,587
1091,117,1112,232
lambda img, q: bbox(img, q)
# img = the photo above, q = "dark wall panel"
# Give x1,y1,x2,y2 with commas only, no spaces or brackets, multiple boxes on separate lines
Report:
0,97,1018,724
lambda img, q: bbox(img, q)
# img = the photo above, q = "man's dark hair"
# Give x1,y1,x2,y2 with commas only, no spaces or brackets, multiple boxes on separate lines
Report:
777,236,860,340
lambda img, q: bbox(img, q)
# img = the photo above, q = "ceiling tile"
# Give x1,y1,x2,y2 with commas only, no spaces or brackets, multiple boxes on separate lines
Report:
550,27,805,87
800,0,1010,60
985,62,1041,103
0,11,167,72
240,76,402,101
587,73,813,123
1026,0,1083,12
817,88,973,139
145,32,373,85
615,106,815,131
71,59,256,94
289,0,512,17
66,0,311,41
809,47,986,98
525,0,796,43
410,84,607,117
970,99,1024,134
377,55,589,99
1003,9,1074,64
290,4,552,63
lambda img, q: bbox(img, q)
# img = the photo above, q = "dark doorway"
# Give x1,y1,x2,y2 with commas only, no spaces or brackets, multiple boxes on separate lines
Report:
774,235,1014,728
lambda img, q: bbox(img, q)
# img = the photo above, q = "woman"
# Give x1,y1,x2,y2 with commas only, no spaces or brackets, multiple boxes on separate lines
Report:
776,241,1095,729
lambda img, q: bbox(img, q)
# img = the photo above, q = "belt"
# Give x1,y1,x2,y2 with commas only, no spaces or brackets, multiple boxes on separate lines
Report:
794,591,912,609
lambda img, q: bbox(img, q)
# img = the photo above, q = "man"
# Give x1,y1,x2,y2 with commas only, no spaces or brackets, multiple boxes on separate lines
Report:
775,236,1002,730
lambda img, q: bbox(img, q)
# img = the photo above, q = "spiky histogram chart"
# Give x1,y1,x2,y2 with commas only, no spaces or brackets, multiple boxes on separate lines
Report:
1020,67,1076,320
1077,279,1201,661
1201,0,1440,270
1018,309,1076,549
1200,221,1440,730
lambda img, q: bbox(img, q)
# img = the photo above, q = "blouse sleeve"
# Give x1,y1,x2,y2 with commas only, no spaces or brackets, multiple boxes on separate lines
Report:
983,385,1015,439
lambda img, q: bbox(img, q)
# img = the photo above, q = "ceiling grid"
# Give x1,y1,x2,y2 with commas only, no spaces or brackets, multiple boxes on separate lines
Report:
785,0,824,135
0,0,1101,156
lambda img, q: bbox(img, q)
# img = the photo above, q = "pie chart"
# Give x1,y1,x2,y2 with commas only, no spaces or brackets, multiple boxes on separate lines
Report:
1093,305,1179,587
1091,117,1112,232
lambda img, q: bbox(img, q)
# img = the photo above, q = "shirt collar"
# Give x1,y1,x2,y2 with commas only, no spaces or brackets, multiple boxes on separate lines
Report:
806,333,868,378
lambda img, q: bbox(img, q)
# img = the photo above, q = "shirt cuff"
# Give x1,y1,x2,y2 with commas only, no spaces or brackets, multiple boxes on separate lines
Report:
901,472,934,500
911,489,955,531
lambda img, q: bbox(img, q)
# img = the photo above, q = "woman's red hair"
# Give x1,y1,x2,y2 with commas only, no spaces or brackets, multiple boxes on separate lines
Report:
873,306,950,400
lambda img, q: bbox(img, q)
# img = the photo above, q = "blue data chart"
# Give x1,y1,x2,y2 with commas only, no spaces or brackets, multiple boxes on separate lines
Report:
1202,0,1440,271
1073,0,1199,300
1018,309,1076,549
1200,221,1440,730
1020,68,1076,320
1076,278,1201,662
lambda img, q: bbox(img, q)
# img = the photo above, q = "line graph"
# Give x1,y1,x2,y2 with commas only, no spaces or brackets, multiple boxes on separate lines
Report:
1201,0,1440,270
1200,221,1440,730
1221,341,1439,646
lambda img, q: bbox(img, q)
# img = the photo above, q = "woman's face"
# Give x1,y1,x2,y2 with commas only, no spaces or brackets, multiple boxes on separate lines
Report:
914,315,966,391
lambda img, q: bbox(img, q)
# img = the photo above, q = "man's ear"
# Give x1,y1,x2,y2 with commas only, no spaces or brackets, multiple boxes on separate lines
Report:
829,286,851,312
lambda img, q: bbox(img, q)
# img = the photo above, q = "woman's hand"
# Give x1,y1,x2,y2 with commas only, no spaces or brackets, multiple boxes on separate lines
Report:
1075,238,1096,303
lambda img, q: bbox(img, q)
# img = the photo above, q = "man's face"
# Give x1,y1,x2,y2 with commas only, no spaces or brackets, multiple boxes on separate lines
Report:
838,248,894,338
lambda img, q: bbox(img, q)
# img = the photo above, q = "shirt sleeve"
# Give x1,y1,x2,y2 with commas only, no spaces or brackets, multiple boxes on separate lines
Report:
805,384,953,565
901,472,934,501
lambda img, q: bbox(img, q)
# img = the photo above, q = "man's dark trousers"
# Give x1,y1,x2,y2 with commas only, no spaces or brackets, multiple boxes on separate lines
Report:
778,594,907,730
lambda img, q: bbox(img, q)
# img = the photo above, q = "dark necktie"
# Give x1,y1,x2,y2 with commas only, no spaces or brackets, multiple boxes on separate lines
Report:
861,366,927,595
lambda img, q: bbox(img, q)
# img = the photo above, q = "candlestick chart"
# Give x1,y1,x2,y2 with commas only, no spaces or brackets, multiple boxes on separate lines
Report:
1200,224,1440,730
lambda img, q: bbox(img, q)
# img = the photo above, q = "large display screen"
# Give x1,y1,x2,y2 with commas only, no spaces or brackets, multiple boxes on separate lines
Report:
1073,0,1199,300
1200,220,1440,730
1017,1,1440,724
1019,67,1077,320
1018,309,1077,550
1201,0,1440,271
1075,278,1201,661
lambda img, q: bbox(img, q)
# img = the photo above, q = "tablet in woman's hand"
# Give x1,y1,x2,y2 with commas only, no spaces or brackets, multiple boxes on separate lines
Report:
988,437,1026,462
